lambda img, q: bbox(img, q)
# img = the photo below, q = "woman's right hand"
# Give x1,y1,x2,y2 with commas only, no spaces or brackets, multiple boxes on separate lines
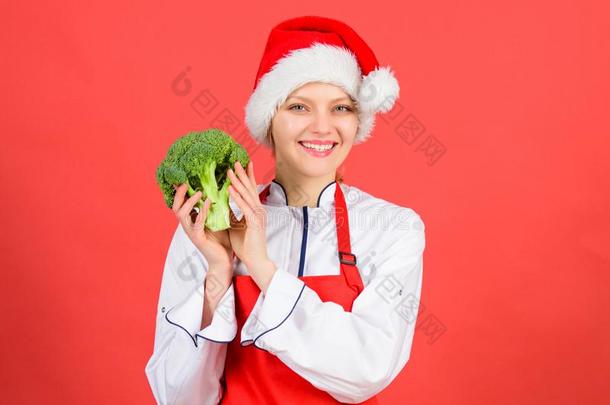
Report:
172,183,234,276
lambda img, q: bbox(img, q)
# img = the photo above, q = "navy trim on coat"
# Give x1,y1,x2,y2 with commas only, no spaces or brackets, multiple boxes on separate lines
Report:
298,207,309,277
271,179,288,204
316,181,336,207
270,178,336,208
239,283,306,350
164,308,236,348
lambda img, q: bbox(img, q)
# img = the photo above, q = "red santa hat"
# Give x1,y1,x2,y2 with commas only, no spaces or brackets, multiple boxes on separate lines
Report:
245,15,400,147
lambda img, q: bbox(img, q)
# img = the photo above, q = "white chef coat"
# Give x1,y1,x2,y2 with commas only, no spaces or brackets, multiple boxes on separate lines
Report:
145,180,426,404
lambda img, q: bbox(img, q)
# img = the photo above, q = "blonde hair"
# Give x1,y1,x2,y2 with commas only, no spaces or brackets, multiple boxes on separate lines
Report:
265,127,344,184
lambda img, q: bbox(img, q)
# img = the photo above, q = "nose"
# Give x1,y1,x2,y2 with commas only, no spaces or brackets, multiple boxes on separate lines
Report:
308,110,333,135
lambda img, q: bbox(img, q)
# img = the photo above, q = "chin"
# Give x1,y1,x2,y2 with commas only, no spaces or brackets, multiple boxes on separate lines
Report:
298,166,338,178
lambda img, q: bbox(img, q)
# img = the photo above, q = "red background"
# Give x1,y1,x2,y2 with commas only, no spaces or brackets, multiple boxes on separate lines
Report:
2,1,609,403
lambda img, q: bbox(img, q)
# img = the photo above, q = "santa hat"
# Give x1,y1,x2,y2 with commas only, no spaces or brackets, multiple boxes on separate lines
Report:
245,16,400,147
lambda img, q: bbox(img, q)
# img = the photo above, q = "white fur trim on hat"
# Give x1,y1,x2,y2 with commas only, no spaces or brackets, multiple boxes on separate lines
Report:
245,42,399,147
358,66,400,113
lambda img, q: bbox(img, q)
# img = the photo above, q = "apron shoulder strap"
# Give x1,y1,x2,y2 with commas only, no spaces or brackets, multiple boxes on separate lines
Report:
334,182,364,294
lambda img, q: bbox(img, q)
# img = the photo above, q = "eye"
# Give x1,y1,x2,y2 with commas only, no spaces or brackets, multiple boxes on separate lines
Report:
288,104,306,111
335,105,354,112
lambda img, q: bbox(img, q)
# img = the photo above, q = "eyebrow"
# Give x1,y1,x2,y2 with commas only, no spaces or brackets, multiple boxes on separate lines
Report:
287,95,353,103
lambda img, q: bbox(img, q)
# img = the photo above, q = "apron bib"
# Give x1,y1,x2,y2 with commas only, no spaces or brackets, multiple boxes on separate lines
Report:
221,182,379,404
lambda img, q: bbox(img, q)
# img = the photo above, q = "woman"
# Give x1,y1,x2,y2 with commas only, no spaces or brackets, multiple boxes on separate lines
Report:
146,16,426,404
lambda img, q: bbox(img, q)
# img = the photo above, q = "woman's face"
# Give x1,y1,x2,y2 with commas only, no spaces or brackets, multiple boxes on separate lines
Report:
269,82,359,179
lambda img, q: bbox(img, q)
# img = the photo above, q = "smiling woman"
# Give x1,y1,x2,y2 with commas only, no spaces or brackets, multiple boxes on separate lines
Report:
146,15,424,405
266,81,360,199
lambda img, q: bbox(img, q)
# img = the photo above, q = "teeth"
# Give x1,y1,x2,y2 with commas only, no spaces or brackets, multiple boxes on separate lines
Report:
301,142,335,152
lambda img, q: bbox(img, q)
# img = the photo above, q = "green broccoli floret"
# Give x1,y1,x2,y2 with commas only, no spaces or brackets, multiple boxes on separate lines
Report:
156,128,251,231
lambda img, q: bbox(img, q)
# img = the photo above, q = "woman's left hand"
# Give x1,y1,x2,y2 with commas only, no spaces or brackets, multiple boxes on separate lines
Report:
227,161,270,271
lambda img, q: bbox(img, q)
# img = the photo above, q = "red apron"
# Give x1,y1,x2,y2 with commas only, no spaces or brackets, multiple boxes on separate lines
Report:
220,181,379,404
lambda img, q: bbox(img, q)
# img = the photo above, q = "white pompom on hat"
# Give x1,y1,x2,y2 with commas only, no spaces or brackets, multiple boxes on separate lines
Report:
245,16,400,148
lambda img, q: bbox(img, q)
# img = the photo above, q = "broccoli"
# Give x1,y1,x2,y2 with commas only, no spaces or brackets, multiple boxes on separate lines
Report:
155,128,250,231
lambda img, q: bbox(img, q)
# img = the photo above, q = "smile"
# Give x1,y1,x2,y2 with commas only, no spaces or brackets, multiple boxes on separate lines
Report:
298,141,338,157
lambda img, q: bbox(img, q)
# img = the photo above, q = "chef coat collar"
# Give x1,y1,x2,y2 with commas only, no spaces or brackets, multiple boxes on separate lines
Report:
266,179,337,208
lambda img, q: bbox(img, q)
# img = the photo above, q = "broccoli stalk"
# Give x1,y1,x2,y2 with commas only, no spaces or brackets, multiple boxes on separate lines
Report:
155,128,250,232
195,159,232,231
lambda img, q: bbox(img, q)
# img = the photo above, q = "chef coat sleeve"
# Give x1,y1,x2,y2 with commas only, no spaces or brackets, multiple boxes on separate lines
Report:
145,224,237,405
241,209,426,403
